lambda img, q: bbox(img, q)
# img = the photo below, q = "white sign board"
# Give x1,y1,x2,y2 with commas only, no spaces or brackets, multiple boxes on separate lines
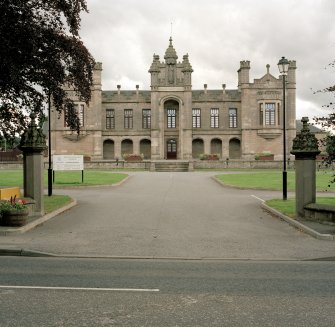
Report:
53,155,84,171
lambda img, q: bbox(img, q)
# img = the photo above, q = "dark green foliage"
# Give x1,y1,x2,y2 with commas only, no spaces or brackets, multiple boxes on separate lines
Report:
0,0,95,141
315,134,335,186
313,60,335,185
325,135,335,158
314,60,335,127
0,136,20,151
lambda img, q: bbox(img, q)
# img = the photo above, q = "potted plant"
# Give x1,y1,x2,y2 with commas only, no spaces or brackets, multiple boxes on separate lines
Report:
0,196,28,227
207,154,220,160
199,154,219,160
123,154,143,161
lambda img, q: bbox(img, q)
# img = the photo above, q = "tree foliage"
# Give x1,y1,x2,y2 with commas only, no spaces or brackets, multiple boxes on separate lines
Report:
0,0,95,140
314,60,335,129
313,60,335,185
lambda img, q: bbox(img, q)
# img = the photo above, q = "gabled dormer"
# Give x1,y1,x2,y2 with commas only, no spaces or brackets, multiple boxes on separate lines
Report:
253,64,280,88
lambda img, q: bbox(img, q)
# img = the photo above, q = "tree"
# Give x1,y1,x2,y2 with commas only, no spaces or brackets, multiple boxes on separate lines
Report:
0,0,95,141
313,60,335,178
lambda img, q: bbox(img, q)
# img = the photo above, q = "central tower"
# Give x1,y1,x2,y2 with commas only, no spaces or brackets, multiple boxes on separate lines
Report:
149,38,193,159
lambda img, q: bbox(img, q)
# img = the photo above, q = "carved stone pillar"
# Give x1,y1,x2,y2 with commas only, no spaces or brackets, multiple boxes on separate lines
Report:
19,113,47,217
290,117,320,217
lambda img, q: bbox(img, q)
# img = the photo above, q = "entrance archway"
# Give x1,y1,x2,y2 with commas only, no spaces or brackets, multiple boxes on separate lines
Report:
166,139,177,159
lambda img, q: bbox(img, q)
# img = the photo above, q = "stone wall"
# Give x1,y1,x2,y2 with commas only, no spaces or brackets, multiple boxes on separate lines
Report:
83,160,289,170
0,162,24,169
194,160,287,169
0,159,298,170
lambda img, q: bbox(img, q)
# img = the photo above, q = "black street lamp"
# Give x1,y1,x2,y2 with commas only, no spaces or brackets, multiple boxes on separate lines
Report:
48,92,52,196
278,56,290,200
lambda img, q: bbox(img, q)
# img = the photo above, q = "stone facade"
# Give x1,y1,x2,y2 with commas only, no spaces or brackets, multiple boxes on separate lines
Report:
50,38,297,161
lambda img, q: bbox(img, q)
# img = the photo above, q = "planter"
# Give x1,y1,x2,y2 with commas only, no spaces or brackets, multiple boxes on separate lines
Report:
200,154,219,160
255,154,274,161
124,155,143,161
1,209,29,227
206,155,219,160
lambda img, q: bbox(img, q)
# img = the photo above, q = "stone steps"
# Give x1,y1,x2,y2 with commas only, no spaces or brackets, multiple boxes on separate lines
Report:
154,161,190,172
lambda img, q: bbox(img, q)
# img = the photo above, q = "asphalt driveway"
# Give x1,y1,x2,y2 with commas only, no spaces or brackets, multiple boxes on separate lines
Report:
1,171,335,259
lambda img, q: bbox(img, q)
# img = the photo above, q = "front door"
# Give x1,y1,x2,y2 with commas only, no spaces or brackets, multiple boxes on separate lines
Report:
166,139,177,159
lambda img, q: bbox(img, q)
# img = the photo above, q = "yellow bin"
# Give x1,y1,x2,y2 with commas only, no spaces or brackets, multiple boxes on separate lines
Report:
0,187,21,200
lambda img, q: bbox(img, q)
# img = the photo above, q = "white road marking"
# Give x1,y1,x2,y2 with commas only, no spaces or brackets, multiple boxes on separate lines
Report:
250,195,265,202
0,285,159,292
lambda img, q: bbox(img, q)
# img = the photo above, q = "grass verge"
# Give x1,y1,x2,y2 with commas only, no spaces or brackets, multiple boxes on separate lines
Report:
51,171,127,186
215,170,335,192
265,198,296,218
265,197,335,218
44,195,73,214
0,170,128,187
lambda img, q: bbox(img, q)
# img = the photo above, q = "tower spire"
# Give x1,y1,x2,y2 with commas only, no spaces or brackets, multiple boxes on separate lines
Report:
164,36,178,64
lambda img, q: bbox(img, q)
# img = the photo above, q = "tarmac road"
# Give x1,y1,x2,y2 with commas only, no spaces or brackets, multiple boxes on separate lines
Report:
1,256,335,327
1,171,335,259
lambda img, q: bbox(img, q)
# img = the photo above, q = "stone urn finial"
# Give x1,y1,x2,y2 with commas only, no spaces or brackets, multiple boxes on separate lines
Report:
291,117,320,159
19,112,47,153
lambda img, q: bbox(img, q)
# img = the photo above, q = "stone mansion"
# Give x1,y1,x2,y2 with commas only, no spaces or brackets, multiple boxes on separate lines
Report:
50,38,297,161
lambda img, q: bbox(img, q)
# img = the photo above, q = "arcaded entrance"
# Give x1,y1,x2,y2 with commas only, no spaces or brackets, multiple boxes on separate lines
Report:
229,138,241,159
192,138,204,159
140,139,151,159
103,140,115,159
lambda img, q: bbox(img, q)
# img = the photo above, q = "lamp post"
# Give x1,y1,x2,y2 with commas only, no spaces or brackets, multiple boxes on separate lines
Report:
278,56,290,200
48,92,52,196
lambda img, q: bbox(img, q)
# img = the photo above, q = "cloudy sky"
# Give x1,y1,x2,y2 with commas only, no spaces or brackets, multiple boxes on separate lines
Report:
80,0,335,119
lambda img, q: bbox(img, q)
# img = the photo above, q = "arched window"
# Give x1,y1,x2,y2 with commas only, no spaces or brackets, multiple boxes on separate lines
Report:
229,138,241,159
211,138,222,157
121,139,133,156
164,100,179,129
192,139,204,159
140,139,151,159
103,140,114,159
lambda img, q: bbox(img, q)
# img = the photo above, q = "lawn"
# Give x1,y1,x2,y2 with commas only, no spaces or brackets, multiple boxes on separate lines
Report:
0,170,128,187
214,169,335,219
215,170,335,192
44,195,73,214
266,197,335,218
0,170,123,216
